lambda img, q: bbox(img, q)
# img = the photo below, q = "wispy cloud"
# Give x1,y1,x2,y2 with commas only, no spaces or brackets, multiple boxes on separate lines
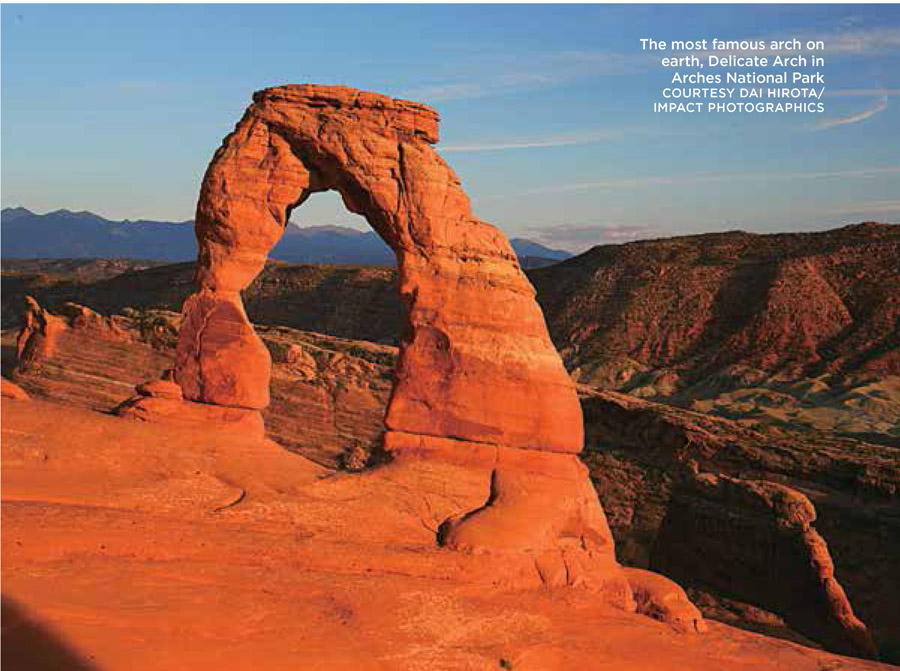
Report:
406,24,900,104
821,26,900,55
407,82,490,102
118,80,166,92
828,88,900,97
812,94,889,131
526,222,662,251
442,130,624,153
495,166,900,199
404,50,644,102
817,200,900,216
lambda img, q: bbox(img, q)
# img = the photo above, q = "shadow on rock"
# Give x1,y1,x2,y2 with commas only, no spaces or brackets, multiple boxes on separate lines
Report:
1,596,99,671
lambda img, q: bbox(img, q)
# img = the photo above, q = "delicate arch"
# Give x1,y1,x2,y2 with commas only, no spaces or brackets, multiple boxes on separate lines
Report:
174,84,583,453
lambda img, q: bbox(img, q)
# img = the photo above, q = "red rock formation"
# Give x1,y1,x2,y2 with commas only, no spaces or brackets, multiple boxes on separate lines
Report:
10,298,175,410
176,85,581,453
652,473,877,658
581,389,894,658
1,377,29,400
16,296,67,368
175,292,271,410
154,84,660,609
624,567,707,634
5,300,393,468
6,398,891,671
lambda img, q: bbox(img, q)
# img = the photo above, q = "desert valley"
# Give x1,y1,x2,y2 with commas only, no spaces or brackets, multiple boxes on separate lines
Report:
2,83,899,671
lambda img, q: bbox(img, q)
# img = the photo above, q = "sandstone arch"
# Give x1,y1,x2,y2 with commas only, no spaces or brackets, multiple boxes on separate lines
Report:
175,85,582,454
160,85,665,603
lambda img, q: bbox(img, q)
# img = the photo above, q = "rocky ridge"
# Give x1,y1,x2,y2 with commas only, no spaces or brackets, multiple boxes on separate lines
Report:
4,222,897,444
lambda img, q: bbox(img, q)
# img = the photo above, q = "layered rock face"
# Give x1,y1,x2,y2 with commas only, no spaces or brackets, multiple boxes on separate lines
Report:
581,390,896,660
653,474,876,659
6,298,393,468
11,298,173,409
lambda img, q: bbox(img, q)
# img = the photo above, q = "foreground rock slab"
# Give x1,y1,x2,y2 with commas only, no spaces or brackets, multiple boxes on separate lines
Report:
2,400,894,671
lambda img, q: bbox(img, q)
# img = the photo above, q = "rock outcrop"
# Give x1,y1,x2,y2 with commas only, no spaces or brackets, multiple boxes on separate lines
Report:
10,298,173,410
653,474,877,658
16,296,67,369
175,84,582,453
129,84,657,607
581,389,896,660
624,567,707,634
10,299,899,657
6,299,392,467
116,369,266,439
1,377,29,400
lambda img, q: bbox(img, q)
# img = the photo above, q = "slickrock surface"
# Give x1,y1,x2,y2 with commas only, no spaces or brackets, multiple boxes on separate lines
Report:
7,299,899,659
5,301,898,660
2,399,895,671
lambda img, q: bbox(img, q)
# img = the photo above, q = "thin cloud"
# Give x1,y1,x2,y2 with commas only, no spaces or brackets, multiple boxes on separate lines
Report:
442,130,623,153
496,166,900,199
407,82,489,102
118,81,165,92
526,223,662,251
823,26,900,55
812,94,888,131
404,50,644,103
828,89,900,97
408,25,900,104
817,200,900,216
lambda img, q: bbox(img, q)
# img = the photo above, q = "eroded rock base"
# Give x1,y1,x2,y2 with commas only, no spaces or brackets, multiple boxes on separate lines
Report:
116,375,264,439
385,430,637,610
624,567,707,634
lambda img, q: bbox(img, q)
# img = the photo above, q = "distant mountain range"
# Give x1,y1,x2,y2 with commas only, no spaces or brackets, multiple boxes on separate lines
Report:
0,207,571,268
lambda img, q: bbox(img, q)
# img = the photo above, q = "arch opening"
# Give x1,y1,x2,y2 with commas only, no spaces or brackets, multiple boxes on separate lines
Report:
271,190,395,267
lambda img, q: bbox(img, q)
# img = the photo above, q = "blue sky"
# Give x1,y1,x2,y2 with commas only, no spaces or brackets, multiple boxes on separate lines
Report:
2,4,899,251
